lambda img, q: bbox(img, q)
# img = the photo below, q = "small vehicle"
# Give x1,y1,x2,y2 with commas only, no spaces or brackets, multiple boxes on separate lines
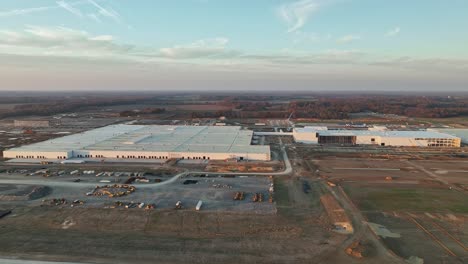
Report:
73,179,81,182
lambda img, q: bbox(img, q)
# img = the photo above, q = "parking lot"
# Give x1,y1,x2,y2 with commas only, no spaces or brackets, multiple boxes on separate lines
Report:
0,168,276,213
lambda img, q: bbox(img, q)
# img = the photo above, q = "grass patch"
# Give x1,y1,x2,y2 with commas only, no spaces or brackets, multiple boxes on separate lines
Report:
308,181,327,208
343,184,468,213
274,177,291,207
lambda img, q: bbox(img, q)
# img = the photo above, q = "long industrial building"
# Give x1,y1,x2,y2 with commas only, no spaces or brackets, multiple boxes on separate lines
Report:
4,125,271,161
293,126,461,147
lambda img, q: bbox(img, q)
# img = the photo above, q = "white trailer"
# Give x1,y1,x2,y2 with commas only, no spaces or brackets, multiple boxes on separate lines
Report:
196,200,203,211
61,160,85,164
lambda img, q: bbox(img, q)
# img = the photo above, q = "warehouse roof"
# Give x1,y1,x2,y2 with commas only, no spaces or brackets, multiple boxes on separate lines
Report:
316,130,458,139
432,128,468,143
6,124,270,154
294,126,328,133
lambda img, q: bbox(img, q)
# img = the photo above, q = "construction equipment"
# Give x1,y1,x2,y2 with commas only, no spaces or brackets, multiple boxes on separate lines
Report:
252,193,263,202
145,204,155,210
252,193,258,202
43,198,67,206
89,184,136,198
71,200,85,207
175,201,183,209
268,193,274,203
233,191,245,200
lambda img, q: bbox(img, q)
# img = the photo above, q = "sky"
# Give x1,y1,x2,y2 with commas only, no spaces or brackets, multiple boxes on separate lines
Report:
0,0,467,91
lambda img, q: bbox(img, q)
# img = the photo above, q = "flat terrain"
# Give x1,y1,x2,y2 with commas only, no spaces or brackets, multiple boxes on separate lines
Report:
0,206,342,264
311,156,468,263
0,171,351,264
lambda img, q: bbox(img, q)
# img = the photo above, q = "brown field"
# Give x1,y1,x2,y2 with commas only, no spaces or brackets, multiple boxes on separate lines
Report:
0,104,24,110
311,156,468,264
0,178,351,264
173,104,232,111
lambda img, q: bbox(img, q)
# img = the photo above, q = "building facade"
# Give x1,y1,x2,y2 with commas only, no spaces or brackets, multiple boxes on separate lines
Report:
293,126,461,147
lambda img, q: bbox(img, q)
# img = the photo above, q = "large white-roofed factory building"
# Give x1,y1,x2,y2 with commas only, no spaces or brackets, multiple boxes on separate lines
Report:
293,126,461,147
4,125,271,161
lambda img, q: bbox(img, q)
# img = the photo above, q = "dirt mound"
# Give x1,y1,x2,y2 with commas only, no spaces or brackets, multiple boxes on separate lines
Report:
345,240,375,258
0,185,51,201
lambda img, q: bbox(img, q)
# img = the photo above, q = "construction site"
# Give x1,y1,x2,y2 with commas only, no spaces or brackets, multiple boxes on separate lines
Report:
0,97,467,264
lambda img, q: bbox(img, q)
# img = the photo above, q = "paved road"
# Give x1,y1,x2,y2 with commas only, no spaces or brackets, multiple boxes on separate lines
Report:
332,168,400,171
0,171,188,189
0,259,86,264
191,144,292,176
405,160,467,193
323,183,402,263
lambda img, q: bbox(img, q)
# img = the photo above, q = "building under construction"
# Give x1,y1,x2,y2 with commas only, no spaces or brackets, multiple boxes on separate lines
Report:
293,126,461,147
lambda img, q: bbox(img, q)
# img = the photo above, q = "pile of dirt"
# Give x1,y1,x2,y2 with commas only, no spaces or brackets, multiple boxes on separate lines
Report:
345,240,374,258
0,185,51,201
205,160,282,173
88,184,136,198
0,210,11,219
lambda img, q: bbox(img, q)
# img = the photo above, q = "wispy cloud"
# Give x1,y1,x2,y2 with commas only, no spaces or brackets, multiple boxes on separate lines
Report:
87,0,121,23
0,26,466,77
159,38,240,59
0,26,132,58
385,27,400,37
0,0,125,26
0,5,56,17
87,13,102,23
371,57,468,73
56,0,83,17
277,0,320,33
337,34,360,44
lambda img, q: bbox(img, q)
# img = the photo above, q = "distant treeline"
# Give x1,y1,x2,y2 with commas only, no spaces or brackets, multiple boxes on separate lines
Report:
0,96,155,118
119,108,166,117
288,96,468,119
191,96,468,119
1,94,467,120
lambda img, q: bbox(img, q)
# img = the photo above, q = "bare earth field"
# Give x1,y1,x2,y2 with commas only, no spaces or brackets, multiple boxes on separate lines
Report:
0,206,344,264
0,177,349,264
312,156,468,264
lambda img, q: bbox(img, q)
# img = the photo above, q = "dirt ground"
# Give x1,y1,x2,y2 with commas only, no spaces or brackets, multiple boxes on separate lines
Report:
366,212,467,264
412,160,468,186
0,178,349,264
311,156,468,264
